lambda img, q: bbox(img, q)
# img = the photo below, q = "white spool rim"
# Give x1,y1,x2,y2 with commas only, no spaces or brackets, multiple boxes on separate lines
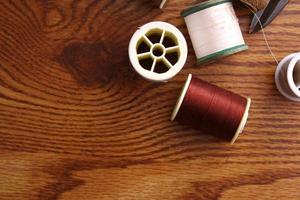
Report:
287,53,300,98
170,74,192,121
129,21,188,82
197,44,248,64
182,0,231,17
230,97,251,144
275,53,300,102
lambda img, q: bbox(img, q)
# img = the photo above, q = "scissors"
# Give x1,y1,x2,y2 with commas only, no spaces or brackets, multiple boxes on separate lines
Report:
249,0,289,34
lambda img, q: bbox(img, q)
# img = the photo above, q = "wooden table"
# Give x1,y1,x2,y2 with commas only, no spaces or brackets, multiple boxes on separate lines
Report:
1,0,300,199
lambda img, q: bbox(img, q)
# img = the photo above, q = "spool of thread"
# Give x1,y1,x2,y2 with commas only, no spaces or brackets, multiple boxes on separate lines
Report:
129,21,188,82
152,0,168,9
182,0,248,64
275,53,300,101
171,74,251,144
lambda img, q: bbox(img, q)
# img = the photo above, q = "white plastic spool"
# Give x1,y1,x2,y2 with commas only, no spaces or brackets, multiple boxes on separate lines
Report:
129,21,188,82
182,0,248,63
275,53,300,101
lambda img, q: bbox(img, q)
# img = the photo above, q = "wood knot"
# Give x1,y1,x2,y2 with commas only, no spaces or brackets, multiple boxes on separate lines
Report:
45,8,63,27
57,41,115,86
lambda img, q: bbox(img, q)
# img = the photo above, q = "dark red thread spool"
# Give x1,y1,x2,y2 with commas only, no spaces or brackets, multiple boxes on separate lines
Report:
171,74,251,144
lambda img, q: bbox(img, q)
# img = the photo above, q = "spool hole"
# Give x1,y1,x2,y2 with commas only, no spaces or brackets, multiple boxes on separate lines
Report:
293,60,300,88
139,57,153,71
146,28,163,44
165,51,179,65
152,44,164,57
137,39,150,54
153,48,163,57
162,31,178,47
154,61,169,74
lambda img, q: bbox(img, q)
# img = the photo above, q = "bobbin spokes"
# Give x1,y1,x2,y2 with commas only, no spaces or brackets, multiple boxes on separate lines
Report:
136,28,181,74
129,21,187,82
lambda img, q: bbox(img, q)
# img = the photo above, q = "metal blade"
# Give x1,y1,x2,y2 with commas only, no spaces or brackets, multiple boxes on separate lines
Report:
249,0,289,34
250,9,263,32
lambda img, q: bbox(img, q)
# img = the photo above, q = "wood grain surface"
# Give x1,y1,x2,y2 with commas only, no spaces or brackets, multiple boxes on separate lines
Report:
1,0,300,199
